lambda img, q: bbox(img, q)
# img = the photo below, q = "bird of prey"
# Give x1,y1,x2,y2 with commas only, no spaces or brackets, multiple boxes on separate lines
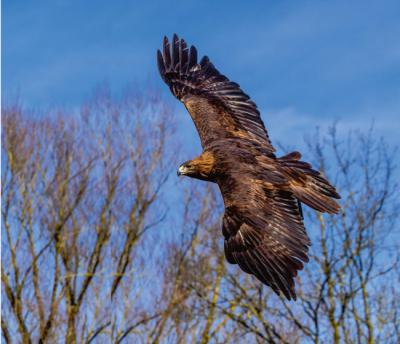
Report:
157,34,340,300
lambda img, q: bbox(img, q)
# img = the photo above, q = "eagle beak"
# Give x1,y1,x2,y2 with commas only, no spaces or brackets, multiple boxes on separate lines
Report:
177,165,186,176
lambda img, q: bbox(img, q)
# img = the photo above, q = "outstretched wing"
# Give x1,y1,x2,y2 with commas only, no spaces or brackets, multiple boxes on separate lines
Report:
157,34,275,153
221,175,310,300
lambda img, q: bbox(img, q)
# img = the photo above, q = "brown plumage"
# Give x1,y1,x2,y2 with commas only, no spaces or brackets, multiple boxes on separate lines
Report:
158,34,340,300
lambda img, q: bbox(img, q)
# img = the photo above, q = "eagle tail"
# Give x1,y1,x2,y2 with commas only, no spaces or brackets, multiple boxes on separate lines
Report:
278,152,341,214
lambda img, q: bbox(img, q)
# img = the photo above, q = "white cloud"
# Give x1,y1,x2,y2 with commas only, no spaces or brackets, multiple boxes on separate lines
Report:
262,105,399,151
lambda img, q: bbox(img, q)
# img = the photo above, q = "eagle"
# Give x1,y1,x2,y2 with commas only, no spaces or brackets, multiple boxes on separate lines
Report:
157,34,340,300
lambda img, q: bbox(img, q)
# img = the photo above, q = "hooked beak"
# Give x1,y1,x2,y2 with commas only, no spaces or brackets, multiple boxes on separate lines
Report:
177,165,187,177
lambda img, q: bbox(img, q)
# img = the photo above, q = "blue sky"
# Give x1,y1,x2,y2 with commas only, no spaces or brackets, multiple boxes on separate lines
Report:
3,0,400,149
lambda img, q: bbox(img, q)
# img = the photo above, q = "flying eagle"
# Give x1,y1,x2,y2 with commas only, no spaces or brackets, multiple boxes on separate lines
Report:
157,34,340,300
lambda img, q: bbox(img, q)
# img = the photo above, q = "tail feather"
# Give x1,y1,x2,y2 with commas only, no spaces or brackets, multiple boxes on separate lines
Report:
279,152,341,214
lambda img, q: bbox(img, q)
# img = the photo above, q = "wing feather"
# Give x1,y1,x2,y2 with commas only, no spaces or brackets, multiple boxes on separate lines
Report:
222,181,310,301
157,34,275,152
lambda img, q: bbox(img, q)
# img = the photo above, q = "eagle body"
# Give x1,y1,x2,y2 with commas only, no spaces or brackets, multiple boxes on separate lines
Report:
158,35,340,300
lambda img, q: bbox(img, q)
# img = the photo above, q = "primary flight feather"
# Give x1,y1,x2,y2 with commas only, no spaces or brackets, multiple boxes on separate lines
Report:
157,34,340,300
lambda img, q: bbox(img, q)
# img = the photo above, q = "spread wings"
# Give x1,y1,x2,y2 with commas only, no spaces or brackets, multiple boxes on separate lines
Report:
157,34,275,153
221,174,310,300
158,35,311,300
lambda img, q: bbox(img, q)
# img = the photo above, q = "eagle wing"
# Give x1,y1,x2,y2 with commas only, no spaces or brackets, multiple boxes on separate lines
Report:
220,173,311,300
157,34,275,153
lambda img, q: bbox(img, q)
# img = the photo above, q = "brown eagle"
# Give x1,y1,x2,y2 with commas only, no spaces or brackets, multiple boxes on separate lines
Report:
157,34,340,300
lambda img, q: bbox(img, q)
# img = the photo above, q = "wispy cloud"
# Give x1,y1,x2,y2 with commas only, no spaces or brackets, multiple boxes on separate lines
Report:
263,105,399,152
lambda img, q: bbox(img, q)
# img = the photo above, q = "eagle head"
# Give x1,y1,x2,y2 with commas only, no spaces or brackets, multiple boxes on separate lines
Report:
177,154,216,182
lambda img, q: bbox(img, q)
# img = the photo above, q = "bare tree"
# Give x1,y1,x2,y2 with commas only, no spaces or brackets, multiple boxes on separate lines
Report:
1,87,176,343
2,86,399,344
